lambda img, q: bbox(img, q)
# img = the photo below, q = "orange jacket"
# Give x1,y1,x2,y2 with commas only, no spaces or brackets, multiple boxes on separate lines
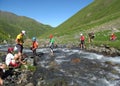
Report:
32,41,38,49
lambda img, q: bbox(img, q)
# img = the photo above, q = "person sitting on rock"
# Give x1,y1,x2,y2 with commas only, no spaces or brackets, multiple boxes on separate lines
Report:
0,68,4,86
5,47,21,68
110,33,117,41
0,63,7,86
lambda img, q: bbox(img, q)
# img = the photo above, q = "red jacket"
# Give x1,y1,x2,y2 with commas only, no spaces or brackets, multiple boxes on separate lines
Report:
80,36,85,41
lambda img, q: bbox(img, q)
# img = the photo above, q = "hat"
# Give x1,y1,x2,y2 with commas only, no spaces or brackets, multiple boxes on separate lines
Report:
21,30,26,35
49,34,53,39
8,47,14,53
80,33,83,36
32,37,36,41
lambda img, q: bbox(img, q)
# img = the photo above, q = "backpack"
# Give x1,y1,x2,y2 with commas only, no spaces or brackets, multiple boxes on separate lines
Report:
88,32,95,39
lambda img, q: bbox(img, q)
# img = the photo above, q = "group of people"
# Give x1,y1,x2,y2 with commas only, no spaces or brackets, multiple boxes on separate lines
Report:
0,30,56,85
0,29,118,85
0,30,26,85
79,32,117,49
30,34,55,56
79,32,95,49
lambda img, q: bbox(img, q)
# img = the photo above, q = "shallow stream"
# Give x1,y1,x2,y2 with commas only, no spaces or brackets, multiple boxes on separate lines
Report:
31,48,120,86
1,45,120,86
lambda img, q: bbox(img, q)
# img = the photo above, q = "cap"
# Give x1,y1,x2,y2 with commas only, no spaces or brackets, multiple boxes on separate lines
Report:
21,30,26,35
49,34,53,39
32,37,36,41
8,47,14,53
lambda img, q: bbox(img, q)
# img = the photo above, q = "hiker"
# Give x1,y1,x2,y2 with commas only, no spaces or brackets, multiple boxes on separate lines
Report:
15,30,26,65
0,68,4,86
5,47,21,68
0,63,7,86
110,33,117,41
49,34,55,56
0,63,6,70
80,33,85,49
88,32,95,43
30,37,38,56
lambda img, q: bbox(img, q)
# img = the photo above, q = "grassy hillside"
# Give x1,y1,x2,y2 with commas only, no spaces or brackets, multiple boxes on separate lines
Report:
40,0,120,49
0,10,53,42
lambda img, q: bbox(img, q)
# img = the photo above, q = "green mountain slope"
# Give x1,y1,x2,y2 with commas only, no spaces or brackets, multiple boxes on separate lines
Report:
40,0,120,49
0,10,53,41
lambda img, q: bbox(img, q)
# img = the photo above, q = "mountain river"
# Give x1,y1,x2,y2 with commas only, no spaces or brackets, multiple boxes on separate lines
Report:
0,45,120,86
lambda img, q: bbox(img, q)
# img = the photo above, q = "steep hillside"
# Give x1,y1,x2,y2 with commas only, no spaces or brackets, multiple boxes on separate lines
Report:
40,0,120,48
54,0,120,33
0,10,53,41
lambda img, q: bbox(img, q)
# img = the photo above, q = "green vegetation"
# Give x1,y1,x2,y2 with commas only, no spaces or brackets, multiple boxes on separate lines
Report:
0,10,53,42
40,0,120,49
20,64,36,72
93,30,120,49
0,0,120,49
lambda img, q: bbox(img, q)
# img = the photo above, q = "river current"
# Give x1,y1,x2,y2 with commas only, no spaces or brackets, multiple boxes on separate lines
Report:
0,45,120,86
32,48,120,86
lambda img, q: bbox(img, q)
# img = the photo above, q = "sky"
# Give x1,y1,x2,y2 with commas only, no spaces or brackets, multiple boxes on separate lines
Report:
0,0,93,27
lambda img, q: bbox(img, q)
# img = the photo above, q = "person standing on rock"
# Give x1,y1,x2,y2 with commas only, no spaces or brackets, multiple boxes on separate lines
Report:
15,30,26,65
31,37,38,56
30,37,39,66
80,33,85,49
49,34,55,56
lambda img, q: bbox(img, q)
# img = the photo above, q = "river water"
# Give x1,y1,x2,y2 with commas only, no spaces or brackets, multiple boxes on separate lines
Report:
0,45,120,86
32,48,120,86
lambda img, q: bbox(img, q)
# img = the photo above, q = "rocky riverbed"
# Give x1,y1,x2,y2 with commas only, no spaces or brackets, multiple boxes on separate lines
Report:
0,45,120,86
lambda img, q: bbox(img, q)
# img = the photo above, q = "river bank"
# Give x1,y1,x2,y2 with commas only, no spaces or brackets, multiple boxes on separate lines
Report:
85,44,120,57
61,44,120,57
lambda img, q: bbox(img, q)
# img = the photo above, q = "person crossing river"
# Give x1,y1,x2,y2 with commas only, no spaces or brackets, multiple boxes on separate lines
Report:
30,37,38,56
49,34,55,56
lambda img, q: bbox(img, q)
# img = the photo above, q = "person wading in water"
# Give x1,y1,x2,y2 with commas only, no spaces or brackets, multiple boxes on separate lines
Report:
49,34,55,56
